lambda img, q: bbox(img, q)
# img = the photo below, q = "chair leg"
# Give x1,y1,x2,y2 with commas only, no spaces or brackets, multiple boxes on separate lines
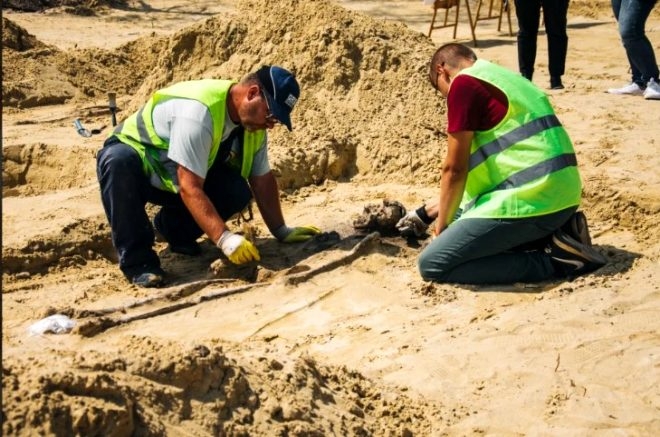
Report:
465,0,478,47
474,0,483,24
453,1,460,39
428,7,438,37
428,0,475,42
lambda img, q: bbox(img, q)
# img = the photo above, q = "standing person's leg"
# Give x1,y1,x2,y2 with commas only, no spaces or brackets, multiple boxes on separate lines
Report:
418,208,575,285
153,164,252,251
97,139,163,284
616,0,660,98
612,0,642,86
542,0,569,89
515,0,542,80
609,0,656,91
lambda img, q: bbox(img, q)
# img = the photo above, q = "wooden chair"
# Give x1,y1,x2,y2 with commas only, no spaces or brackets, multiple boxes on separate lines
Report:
428,0,477,46
428,0,513,47
471,0,513,45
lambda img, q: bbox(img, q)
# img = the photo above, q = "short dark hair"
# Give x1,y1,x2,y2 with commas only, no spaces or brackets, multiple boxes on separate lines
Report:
429,43,477,77
241,71,262,87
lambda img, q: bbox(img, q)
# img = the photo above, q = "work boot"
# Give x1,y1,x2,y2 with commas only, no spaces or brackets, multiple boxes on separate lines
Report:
129,266,166,288
547,230,607,277
153,215,201,256
561,211,591,246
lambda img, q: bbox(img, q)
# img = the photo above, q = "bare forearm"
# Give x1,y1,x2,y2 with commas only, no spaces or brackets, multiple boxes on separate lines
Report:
180,185,227,243
434,131,471,234
175,165,229,243
435,167,466,233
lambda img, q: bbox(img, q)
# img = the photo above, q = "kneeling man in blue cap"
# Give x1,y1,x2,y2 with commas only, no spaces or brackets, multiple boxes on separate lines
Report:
97,65,321,287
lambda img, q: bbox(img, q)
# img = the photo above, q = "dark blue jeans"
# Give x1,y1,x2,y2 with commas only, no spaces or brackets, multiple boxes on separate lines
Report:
612,0,659,86
96,137,251,279
515,0,570,79
418,207,576,285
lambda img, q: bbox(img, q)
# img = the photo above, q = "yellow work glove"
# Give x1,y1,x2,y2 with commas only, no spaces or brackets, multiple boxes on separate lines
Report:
273,225,322,243
217,231,260,264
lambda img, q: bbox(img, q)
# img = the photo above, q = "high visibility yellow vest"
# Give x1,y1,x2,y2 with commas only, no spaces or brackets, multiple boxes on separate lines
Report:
112,80,265,193
454,60,581,219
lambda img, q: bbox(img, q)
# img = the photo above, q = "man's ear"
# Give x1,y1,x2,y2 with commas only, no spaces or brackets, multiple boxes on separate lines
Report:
247,84,260,101
437,62,448,77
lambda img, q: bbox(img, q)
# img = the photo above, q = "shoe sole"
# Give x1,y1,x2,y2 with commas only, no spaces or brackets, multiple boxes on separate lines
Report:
132,273,164,288
552,232,606,266
607,89,643,96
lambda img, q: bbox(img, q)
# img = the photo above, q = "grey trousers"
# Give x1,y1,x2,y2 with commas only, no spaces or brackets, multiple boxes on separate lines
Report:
418,206,577,285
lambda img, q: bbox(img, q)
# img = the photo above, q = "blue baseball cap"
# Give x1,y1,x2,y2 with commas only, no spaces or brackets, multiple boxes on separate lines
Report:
256,65,300,131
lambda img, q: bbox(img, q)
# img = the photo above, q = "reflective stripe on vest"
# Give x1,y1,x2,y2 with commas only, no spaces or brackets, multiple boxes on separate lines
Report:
469,114,562,170
462,153,577,212
111,80,265,192
455,60,581,219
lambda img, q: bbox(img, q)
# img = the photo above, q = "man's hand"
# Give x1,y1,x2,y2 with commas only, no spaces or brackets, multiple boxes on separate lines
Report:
396,207,432,237
217,231,260,264
273,225,322,243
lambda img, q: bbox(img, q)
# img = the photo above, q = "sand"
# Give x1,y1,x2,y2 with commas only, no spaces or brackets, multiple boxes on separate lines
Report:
2,0,660,435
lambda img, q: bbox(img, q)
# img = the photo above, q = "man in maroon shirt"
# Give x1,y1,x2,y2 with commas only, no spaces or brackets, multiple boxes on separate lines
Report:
396,43,606,285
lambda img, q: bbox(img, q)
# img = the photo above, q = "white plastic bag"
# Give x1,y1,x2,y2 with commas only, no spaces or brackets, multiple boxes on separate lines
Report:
28,314,76,335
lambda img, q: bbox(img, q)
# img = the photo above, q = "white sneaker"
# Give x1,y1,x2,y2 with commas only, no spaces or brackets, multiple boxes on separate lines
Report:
607,82,643,95
643,78,660,100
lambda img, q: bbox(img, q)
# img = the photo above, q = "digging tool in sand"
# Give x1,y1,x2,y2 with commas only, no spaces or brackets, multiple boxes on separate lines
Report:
108,92,117,127
73,118,92,137
74,118,105,137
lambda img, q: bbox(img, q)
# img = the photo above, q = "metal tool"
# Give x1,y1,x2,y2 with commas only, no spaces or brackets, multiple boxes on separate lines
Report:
108,92,117,127
74,118,92,137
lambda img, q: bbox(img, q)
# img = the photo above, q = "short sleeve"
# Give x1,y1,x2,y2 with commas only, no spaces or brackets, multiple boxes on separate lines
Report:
447,74,507,133
151,99,214,178
248,135,271,176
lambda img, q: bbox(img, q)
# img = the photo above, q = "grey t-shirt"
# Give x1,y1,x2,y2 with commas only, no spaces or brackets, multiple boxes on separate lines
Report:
151,97,270,188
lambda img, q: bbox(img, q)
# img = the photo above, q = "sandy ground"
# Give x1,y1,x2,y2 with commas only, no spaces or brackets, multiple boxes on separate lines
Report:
2,0,660,435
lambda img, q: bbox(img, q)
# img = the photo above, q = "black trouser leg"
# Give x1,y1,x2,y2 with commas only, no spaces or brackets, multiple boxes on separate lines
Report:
542,0,569,78
97,139,161,278
515,0,542,80
153,164,253,246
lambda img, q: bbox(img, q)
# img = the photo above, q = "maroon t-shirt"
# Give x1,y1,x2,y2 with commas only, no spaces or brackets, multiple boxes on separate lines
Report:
446,74,508,133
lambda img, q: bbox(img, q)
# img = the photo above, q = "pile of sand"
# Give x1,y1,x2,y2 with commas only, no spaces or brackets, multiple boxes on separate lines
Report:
3,336,443,435
3,0,445,191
